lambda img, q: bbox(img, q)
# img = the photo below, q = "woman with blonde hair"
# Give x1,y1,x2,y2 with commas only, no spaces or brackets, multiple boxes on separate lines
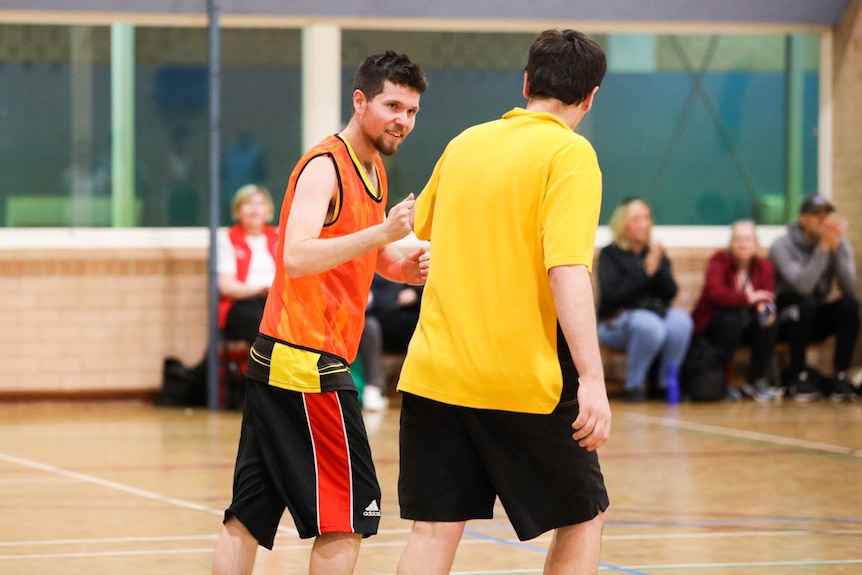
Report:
596,198,693,402
217,184,278,344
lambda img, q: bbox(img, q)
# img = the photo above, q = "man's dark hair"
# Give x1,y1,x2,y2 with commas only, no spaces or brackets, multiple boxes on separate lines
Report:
525,29,606,106
353,50,428,99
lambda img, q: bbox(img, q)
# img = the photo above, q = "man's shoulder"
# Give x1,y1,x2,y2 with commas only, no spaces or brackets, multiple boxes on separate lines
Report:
769,231,792,252
454,117,507,139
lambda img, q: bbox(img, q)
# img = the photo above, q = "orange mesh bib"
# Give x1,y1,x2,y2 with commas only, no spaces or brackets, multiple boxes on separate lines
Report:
258,135,387,364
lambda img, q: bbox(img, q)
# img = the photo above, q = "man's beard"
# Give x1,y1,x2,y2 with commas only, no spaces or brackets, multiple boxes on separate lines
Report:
373,131,405,156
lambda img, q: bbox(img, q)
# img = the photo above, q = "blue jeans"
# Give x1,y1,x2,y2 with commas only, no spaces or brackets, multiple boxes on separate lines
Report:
598,308,694,392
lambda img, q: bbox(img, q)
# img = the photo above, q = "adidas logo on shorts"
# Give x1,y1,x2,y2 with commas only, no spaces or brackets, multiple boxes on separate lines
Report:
363,499,381,517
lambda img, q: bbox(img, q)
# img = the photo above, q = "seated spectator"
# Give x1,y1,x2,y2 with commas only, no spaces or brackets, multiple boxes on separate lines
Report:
691,220,779,401
597,198,693,402
217,184,278,345
156,185,276,410
770,194,859,402
357,276,424,411
357,291,388,412
368,274,423,353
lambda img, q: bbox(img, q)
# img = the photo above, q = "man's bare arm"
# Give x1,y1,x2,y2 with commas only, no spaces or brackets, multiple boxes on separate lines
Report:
376,244,430,285
282,156,414,277
549,264,611,451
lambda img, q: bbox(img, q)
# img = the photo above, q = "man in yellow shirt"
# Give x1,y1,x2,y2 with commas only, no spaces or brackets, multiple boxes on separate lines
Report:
396,29,611,575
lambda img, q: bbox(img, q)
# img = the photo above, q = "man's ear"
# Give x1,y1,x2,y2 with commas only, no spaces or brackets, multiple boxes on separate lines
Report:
583,85,600,112
522,71,530,99
353,89,367,114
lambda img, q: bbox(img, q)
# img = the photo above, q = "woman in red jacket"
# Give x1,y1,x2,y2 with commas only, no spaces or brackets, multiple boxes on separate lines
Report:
217,184,278,344
691,220,778,401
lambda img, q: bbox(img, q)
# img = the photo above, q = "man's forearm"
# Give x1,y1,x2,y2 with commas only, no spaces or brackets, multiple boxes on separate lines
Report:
376,244,408,282
834,241,857,295
549,265,604,384
284,224,388,277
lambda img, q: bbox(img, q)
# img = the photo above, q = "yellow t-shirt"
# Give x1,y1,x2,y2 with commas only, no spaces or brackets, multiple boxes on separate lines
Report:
397,108,602,414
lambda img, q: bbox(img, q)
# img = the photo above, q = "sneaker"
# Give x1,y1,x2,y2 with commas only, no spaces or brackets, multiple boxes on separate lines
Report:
623,388,646,403
793,372,821,402
725,387,742,402
741,379,778,403
830,374,857,403
362,385,388,411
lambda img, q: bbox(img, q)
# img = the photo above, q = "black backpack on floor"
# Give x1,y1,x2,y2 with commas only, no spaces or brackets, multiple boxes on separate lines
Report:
680,337,727,402
155,357,207,407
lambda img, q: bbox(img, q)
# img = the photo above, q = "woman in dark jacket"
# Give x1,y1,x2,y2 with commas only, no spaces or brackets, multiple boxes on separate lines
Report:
691,220,778,401
597,199,693,402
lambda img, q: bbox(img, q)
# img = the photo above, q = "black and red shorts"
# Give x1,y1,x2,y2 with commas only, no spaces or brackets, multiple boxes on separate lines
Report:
225,379,381,548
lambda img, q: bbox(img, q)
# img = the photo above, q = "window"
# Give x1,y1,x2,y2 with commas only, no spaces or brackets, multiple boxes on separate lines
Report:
0,25,820,227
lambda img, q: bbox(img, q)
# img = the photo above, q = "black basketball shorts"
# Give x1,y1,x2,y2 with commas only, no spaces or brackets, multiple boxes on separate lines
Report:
224,379,381,548
398,392,609,541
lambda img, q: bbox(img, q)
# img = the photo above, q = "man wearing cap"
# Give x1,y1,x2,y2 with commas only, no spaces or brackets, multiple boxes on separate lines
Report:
769,194,859,402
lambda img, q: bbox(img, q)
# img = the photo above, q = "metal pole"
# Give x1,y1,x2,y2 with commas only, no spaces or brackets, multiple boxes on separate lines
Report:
206,0,221,409
785,35,805,221
110,24,135,227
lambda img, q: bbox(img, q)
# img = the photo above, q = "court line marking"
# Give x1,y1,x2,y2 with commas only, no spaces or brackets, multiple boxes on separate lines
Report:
3,534,860,573
0,535,218,547
400,559,862,574
371,557,862,575
3,526,860,551
623,412,862,457
0,548,217,561
4,547,862,573
0,451,221,514
608,516,862,527
2,424,857,570
603,528,862,540
461,529,651,575
0,538,489,561
0,476,77,484
0,451,301,536
599,558,862,571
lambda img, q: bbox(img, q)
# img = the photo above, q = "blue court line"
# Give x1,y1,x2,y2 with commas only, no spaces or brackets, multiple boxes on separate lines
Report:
462,528,655,575
596,564,655,574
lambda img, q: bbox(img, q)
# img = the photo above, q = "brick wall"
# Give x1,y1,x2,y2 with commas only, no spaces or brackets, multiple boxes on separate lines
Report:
833,0,862,281
0,248,208,398
0,240,848,398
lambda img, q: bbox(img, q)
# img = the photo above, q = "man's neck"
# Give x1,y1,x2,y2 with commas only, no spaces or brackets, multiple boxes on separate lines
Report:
525,97,585,130
339,122,378,173
798,222,820,244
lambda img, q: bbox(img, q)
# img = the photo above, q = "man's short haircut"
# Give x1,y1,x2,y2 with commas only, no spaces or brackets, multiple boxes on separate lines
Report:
352,50,428,100
525,29,607,106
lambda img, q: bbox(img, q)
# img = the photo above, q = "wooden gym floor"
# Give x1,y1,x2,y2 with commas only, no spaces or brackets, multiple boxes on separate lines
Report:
0,397,860,574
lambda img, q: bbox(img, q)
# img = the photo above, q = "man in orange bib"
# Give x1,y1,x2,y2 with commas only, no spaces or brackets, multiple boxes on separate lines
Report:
212,51,428,575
